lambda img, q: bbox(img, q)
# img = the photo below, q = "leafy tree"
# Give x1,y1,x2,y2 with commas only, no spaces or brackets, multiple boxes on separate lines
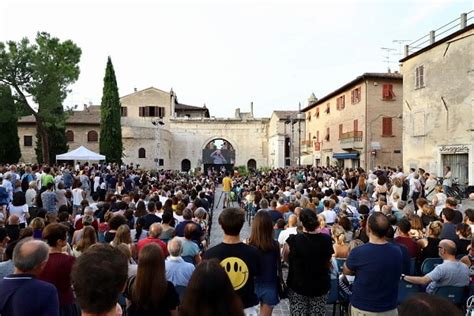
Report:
0,84,21,163
100,57,123,164
0,32,81,164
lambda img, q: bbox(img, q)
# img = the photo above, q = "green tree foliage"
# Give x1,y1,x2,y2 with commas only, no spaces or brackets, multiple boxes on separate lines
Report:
100,57,123,164
0,32,81,164
0,84,21,164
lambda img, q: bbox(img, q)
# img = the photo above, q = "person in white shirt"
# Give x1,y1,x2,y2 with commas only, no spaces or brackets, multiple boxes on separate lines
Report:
442,166,453,195
321,200,337,225
278,215,298,247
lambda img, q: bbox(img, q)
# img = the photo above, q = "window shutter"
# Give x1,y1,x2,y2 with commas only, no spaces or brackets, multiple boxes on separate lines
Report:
308,132,311,142
382,117,392,136
342,95,345,109
326,127,330,141
351,90,354,104
354,119,358,132
316,130,319,142
339,124,343,139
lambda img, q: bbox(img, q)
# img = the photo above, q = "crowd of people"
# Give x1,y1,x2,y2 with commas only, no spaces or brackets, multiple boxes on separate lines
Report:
0,162,473,316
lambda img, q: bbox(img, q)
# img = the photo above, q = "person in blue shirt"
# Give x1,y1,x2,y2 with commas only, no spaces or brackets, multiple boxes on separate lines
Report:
343,212,402,316
0,238,59,316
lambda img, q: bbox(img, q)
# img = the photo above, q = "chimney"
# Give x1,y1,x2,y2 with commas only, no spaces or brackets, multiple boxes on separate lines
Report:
134,87,137,92
235,108,241,119
250,102,254,117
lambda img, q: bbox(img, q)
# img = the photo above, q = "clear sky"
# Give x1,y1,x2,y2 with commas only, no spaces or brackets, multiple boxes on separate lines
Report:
0,0,472,117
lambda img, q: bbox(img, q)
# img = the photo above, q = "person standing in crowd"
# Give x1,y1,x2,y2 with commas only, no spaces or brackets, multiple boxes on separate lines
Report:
41,182,57,215
125,243,179,316
248,211,280,316
343,212,402,316
39,223,78,316
439,208,458,241
222,172,233,208
203,207,260,315
442,166,452,196
179,259,244,316
283,208,334,315
8,191,29,229
71,244,128,316
0,238,59,316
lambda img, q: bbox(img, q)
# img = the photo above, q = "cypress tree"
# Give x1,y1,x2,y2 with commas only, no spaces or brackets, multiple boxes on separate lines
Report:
0,84,21,164
100,57,123,164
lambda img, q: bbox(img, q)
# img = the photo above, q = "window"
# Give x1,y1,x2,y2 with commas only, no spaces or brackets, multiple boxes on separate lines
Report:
158,158,164,166
382,117,393,136
316,130,319,142
382,84,395,100
353,119,358,132
121,107,128,117
66,130,74,142
307,111,311,121
325,103,330,114
351,87,361,104
24,135,33,147
138,148,146,158
87,130,98,142
139,106,165,117
339,124,343,139
336,96,345,110
325,127,330,141
415,65,424,89
308,132,311,142
315,107,320,118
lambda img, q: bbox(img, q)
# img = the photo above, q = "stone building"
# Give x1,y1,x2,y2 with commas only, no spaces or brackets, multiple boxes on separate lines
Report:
400,13,473,186
17,87,304,170
302,73,403,170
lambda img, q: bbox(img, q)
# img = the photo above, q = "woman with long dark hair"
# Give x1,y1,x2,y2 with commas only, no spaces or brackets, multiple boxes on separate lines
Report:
179,259,244,316
248,211,280,316
282,208,334,315
125,243,179,316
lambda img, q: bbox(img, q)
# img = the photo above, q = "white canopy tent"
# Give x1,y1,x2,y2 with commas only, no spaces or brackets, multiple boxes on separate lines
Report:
56,146,105,161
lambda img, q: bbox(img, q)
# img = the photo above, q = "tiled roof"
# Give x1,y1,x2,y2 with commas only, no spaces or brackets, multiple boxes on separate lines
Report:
272,111,301,119
302,72,402,111
175,103,207,111
18,106,101,125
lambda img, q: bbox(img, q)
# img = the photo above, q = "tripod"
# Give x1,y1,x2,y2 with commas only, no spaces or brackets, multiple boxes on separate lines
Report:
215,190,239,210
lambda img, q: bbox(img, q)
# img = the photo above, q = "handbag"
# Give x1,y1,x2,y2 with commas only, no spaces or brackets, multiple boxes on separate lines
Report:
277,251,288,299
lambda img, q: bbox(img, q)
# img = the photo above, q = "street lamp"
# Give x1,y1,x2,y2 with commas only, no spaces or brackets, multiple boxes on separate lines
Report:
152,119,165,169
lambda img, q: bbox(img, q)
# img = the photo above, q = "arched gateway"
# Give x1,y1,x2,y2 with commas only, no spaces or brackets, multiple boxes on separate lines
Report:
202,138,235,173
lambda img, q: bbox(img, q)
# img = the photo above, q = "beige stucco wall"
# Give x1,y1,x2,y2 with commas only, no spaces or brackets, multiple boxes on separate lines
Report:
401,28,474,185
303,76,403,170
18,124,101,163
169,118,270,171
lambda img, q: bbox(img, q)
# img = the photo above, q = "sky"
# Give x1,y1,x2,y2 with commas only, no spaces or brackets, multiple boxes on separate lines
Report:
0,0,472,118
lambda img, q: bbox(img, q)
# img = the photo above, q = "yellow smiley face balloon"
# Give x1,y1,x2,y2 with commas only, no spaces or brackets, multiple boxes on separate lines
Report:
220,257,249,290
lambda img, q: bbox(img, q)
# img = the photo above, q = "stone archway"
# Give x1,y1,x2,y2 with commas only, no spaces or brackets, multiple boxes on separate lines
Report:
181,159,191,172
247,159,257,171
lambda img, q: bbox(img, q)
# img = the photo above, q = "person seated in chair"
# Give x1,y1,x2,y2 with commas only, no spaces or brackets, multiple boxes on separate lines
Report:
403,239,469,293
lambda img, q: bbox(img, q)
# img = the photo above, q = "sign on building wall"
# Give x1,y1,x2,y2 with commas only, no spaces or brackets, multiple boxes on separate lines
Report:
439,144,469,154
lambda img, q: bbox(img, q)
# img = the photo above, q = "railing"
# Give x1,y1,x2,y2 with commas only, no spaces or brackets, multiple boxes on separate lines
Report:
404,11,473,57
340,131,363,142
301,140,312,146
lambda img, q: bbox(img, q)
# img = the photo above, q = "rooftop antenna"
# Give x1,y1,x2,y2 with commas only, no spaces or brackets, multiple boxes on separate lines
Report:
392,39,411,57
381,47,396,72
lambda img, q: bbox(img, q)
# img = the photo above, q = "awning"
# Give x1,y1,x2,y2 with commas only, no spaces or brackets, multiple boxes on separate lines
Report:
300,155,314,165
56,146,106,161
333,152,359,160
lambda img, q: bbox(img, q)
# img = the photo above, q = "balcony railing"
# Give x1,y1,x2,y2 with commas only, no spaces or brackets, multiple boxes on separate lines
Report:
340,131,363,143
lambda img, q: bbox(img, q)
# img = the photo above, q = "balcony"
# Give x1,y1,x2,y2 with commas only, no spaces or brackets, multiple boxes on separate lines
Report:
300,140,312,153
340,131,363,150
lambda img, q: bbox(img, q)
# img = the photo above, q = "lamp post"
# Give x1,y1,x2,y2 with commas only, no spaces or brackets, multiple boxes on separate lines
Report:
152,119,165,169
297,102,304,168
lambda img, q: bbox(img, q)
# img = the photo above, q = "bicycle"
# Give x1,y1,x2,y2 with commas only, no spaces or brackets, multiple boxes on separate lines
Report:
450,178,468,200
